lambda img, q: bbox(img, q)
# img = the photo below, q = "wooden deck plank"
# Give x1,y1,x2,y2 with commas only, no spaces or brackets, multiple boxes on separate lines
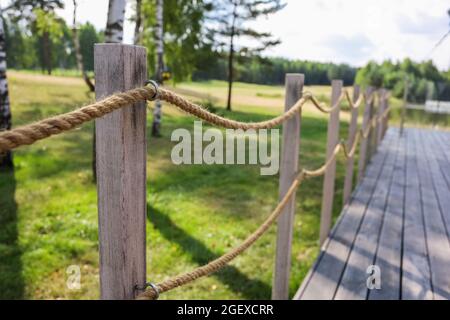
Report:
426,131,450,244
295,130,394,300
430,130,450,195
429,131,450,241
334,128,399,300
401,129,433,300
414,129,450,300
368,130,406,300
296,127,450,300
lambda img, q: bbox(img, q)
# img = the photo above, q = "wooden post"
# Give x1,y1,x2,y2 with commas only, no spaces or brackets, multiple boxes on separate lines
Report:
367,90,377,162
343,85,360,205
319,80,342,246
400,77,408,135
357,87,374,182
95,44,147,300
272,74,303,300
383,92,390,138
376,89,386,147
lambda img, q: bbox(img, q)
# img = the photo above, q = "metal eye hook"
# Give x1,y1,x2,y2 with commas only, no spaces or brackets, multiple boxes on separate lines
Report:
145,80,160,101
135,282,160,299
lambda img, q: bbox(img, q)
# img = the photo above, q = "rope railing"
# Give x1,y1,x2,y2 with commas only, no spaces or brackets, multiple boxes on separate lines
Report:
0,85,376,154
136,104,390,299
0,80,390,300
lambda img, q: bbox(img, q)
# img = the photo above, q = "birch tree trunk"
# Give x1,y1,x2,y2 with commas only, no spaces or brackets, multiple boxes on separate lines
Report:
0,12,13,169
105,0,127,43
151,0,164,137
92,0,127,181
72,0,95,92
134,0,142,45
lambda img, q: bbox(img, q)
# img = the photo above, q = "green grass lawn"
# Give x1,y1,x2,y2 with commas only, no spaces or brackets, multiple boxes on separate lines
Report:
0,70,422,300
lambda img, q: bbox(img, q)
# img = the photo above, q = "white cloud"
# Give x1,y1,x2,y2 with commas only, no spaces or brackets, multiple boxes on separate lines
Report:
1,0,449,70
247,0,449,70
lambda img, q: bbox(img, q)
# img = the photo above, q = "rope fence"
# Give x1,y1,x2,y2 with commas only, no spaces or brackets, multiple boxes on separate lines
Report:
0,85,383,154
0,46,391,301
137,91,389,300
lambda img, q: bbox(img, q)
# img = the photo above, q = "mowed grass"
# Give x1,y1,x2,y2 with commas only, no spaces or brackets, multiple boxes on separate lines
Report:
1,71,407,300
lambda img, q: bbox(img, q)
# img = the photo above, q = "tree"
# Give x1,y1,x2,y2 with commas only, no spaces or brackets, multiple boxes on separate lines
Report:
79,23,102,71
72,0,94,92
134,0,143,45
210,0,285,111
0,6,12,169
105,0,126,43
151,0,164,137
140,0,210,136
355,58,450,103
8,0,64,75
34,8,63,75
141,0,212,81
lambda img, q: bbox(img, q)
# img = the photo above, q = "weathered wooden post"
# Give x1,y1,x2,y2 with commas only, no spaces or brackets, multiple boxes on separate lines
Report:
357,87,374,182
272,74,304,300
343,85,360,205
367,90,378,162
400,77,408,136
382,91,390,139
95,44,147,300
319,80,342,246
376,89,386,147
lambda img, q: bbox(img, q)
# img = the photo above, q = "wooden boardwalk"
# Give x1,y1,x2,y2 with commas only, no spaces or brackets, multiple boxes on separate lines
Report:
295,127,450,300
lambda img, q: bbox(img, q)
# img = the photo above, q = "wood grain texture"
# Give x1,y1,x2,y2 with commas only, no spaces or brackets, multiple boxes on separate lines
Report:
369,129,406,299
415,129,450,300
297,128,450,300
343,85,360,205
382,94,389,139
376,89,386,146
95,44,147,300
401,129,432,299
334,129,398,299
357,87,374,183
319,80,342,245
296,131,392,300
272,74,304,300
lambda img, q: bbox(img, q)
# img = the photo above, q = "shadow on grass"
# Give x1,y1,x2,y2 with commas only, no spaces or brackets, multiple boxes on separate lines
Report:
0,169,24,299
147,204,272,299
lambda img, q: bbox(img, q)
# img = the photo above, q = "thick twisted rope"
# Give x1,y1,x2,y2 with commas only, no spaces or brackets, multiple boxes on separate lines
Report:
136,103,391,300
137,142,345,300
0,79,388,299
0,77,388,299
0,87,157,153
0,84,378,153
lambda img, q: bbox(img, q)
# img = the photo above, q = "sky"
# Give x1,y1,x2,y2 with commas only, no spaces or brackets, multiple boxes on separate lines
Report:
2,0,449,70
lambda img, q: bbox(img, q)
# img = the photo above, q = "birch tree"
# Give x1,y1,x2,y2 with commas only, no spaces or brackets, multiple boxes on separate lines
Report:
72,0,94,92
151,0,164,137
0,9,12,168
134,0,143,45
105,0,127,43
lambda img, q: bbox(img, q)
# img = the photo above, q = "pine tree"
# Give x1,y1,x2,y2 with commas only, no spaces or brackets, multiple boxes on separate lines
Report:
209,0,285,111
